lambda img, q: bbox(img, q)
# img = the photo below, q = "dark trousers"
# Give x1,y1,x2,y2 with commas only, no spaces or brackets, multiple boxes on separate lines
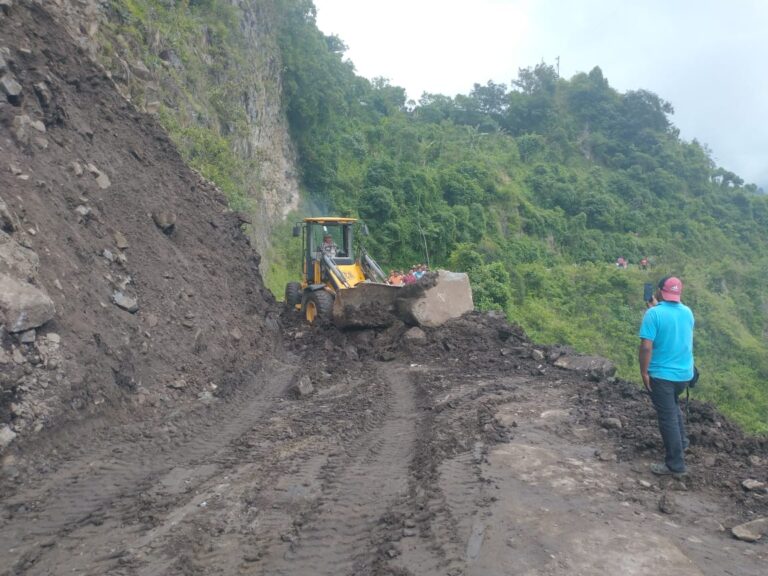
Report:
649,377,688,473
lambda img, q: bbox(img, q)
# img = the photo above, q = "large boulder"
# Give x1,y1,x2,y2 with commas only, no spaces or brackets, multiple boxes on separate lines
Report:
552,354,616,381
0,273,55,332
396,270,474,328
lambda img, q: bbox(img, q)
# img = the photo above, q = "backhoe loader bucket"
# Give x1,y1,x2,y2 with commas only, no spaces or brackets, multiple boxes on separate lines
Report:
332,282,403,328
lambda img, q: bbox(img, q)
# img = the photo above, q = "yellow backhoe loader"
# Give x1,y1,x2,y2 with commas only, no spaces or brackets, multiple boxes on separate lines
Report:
284,217,401,327
285,217,475,328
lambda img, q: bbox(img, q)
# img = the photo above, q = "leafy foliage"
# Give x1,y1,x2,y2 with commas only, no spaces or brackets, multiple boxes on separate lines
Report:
270,2,768,433
104,1,768,434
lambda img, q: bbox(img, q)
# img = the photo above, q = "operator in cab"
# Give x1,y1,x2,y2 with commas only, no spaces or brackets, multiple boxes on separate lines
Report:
318,233,338,259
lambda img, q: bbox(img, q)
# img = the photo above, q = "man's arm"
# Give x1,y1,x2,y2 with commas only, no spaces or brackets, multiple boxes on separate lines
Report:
638,338,653,393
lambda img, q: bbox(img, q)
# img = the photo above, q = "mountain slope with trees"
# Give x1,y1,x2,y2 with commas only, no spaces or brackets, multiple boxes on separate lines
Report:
74,1,766,432
269,1,768,432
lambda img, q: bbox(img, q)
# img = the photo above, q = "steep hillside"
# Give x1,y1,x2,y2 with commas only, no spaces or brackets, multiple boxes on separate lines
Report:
46,0,301,263
1,0,279,444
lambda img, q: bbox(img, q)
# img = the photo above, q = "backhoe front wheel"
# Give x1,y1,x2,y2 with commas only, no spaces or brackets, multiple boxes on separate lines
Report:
303,290,334,324
285,282,302,308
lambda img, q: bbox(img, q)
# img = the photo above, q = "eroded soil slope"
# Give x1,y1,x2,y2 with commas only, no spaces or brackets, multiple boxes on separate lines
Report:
1,0,279,445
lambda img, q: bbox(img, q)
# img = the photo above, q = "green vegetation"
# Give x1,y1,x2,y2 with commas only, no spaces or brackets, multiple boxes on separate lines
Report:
271,1,768,433
104,0,262,211
99,2,767,433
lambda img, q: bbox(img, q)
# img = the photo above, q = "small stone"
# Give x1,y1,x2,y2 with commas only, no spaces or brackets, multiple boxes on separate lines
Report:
748,455,763,466
74,205,92,218
229,327,242,341
19,329,35,343
731,518,768,542
595,450,616,462
113,231,129,249
95,172,111,189
11,114,31,144
658,493,675,514
742,479,767,492
152,211,176,234
103,249,114,262
131,60,152,80
111,291,138,313
71,161,83,176
0,425,17,449
638,479,653,489
145,101,161,114
30,120,45,133
32,137,48,150
294,375,314,398
147,314,158,328
9,163,21,175
601,417,623,430
33,81,51,108
12,348,24,364
531,349,545,361
46,332,60,344
1,73,22,105
403,326,427,343
168,379,187,390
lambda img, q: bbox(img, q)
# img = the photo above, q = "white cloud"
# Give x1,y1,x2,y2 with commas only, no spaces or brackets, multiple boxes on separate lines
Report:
314,0,768,187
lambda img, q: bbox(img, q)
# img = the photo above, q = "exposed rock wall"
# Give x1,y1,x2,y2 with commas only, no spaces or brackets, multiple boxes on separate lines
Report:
44,0,300,264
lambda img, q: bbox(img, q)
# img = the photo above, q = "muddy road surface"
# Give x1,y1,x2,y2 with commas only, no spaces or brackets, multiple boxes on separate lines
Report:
2,313,767,575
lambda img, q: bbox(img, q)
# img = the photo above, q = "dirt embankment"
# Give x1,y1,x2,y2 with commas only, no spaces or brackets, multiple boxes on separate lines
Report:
1,0,280,449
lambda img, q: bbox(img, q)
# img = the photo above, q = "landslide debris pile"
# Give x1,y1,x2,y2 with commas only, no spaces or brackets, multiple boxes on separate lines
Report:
0,0,279,451
283,308,768,524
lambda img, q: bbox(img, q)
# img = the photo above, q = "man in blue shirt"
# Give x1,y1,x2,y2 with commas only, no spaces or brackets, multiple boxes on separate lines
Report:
638,276,695,475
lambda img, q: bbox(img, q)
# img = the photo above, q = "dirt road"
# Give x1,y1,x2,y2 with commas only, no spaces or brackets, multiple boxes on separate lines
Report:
2,313,766,575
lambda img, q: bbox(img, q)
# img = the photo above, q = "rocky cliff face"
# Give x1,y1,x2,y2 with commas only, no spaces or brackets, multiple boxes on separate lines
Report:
45,0,300,262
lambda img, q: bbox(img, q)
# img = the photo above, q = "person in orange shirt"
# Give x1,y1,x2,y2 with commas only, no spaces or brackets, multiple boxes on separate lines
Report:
388,270,404,285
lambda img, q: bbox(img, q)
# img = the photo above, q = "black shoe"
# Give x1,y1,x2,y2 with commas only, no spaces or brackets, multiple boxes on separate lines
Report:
650,463,687,476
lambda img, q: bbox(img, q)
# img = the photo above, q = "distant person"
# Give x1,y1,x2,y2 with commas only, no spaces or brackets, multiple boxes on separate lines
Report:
318,234,338,259
616,256,627,269
402,270,416,285
388,270,403,285
413,264,426,280
638,276,695,476
640,257,649,270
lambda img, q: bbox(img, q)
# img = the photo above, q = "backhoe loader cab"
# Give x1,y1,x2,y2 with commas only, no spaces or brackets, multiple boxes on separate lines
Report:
285,217,396,325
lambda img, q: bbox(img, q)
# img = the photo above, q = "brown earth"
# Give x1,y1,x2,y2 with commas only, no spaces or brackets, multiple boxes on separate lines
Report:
1,2,767,575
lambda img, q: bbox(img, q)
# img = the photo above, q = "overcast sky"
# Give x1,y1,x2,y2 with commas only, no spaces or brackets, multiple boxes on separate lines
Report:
314,0,767,190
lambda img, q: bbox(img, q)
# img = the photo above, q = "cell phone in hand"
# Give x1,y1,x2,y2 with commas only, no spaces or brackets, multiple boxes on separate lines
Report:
643,282,654,303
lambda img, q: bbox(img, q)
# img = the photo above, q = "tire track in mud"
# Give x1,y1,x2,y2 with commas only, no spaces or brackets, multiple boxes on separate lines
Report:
255,363,418,576
0,360,296,576
389,374,530,576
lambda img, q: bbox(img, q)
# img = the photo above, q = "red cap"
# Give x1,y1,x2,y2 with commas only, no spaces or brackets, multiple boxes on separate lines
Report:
659,276,682,302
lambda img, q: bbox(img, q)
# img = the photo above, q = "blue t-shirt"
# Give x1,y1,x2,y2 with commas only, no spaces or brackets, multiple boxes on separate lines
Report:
639,301,695,382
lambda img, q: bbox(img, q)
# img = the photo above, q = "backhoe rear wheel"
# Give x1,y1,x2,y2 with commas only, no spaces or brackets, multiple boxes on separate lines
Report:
303,290,334,324
285,282,302,308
